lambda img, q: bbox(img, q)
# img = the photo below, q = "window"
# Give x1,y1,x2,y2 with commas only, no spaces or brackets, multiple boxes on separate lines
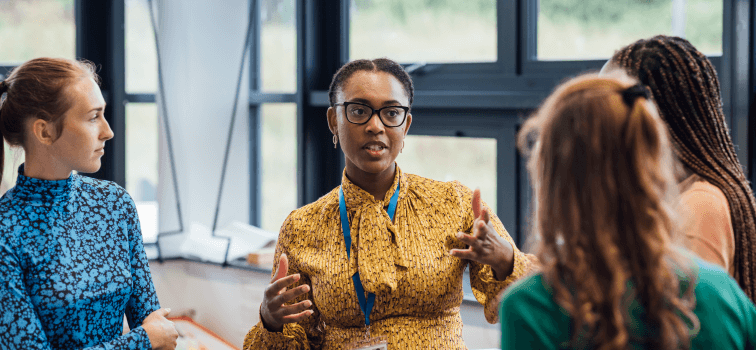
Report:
260,103,297,233
125,103,159,243
396,135,497,212
536,0,723,60
125,0,158,94
0,144,23,196
261,0,296,92
0,0,75,64
349,0,497,63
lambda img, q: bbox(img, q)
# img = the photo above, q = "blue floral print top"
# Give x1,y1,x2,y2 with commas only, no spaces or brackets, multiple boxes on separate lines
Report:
0,166,160,349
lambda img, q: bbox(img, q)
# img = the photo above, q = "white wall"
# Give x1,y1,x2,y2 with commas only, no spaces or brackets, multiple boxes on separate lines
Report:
156,0,251,256
149,260,500,349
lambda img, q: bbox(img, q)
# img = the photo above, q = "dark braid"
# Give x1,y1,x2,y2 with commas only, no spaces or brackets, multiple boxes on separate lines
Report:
613,35,756,301
328,58,414,108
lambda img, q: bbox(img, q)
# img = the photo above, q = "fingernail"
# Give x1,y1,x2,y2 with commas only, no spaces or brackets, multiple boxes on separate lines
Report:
306,301,312,307
303,285,310,292
293,274,300,281
456,232,462,238
165,308,171,312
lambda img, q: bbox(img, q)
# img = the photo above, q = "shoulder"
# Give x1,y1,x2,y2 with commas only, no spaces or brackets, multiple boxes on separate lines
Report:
76,175,137,214
693,257,740,295
500,273,552,308
279,187,339,233
403,173,472,203
679,179,730,215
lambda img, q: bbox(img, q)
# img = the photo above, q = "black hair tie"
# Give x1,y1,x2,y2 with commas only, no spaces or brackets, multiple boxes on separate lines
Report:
622,84,651,106
0,80,7,94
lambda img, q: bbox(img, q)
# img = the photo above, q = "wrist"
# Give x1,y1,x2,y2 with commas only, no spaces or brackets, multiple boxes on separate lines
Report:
492,248,514,281
260,306,283,332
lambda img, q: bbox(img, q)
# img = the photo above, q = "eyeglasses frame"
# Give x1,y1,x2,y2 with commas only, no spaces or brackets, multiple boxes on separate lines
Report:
333,101,410,128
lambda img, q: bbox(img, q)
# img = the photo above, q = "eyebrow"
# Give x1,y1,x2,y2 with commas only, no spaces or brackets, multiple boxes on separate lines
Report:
347,98,404,106
88,104,107,113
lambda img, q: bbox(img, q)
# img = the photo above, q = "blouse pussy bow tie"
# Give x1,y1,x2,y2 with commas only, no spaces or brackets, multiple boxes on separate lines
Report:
344,185,409,295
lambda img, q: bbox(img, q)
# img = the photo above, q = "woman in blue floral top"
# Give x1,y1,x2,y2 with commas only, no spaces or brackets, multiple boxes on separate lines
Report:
0,58,178,349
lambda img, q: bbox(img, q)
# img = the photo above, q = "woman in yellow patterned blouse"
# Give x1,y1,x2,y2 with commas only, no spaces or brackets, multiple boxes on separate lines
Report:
243,58,537,349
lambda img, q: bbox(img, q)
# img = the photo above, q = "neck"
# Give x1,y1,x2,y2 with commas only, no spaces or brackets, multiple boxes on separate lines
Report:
23,146,72,181
344,161,396,202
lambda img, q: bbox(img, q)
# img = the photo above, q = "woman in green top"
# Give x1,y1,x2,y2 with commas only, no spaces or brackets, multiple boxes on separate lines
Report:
501,73,756,349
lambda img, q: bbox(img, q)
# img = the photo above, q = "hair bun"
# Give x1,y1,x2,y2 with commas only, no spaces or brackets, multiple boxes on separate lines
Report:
622,84,651,106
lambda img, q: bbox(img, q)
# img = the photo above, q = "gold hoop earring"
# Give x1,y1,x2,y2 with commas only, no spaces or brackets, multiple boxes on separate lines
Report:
333,134,338,149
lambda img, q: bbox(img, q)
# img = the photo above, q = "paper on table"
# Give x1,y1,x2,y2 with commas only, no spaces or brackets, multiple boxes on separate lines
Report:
179,221,277,263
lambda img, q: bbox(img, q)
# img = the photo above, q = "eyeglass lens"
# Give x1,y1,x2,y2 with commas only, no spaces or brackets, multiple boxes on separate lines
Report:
346,104,406,126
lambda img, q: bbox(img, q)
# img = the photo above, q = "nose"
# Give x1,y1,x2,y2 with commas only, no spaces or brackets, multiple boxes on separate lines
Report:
100,117,114,141
364,110,385,134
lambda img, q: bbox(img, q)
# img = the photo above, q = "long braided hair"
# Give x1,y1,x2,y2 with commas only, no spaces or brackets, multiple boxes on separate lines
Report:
612,35,756,301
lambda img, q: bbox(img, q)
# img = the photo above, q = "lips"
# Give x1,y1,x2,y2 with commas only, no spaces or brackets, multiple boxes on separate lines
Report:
362,141,388,156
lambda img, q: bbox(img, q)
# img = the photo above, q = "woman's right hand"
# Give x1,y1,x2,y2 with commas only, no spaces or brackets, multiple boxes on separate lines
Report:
142,308,179,350
260,254,314,332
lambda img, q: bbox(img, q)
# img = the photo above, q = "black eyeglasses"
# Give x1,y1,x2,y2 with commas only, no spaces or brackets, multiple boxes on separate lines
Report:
333,101,409,127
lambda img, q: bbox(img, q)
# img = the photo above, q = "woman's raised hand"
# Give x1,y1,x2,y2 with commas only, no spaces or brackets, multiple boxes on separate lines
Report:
142,308,178,350
449,188,515,281
260,254,314,332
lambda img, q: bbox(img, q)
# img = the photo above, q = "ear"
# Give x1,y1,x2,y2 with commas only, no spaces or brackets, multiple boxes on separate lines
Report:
30,119,57,146
402,112,412,137
327,107,338,135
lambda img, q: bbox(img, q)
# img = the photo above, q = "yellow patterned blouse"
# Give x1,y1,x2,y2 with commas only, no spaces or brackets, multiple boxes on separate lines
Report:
244,166,537,349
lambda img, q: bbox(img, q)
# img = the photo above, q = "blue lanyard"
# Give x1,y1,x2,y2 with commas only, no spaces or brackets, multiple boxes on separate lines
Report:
339,181,400,326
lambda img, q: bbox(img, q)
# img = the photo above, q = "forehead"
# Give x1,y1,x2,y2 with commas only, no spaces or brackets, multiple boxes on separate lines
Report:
341,70,408,105
67,77,104,109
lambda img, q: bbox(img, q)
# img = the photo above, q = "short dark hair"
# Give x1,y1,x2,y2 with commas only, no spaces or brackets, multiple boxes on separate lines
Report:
328,58,414,108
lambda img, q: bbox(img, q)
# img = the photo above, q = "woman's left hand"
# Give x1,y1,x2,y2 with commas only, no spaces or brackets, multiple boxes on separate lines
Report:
449,188,515,281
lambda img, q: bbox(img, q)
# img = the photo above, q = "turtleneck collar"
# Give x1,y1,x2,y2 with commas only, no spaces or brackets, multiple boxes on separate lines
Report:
340,163,407,212
8,164,77,206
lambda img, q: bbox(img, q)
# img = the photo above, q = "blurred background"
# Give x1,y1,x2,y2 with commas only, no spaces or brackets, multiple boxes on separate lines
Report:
0,0,745,348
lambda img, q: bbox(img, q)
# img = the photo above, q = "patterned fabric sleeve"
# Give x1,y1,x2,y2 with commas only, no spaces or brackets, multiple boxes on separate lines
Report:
0,241,153,350
452,181,538,324
243,213,321,349
121,190,161,347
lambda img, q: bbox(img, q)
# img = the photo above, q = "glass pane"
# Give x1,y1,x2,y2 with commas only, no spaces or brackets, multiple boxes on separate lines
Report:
0,0,75,64
396,135,497,212
126,103,159,243
350,0,496,63
125,0,158,93
0,143,24,196
260,104,297,233
261,0,296,92
537,0,723,60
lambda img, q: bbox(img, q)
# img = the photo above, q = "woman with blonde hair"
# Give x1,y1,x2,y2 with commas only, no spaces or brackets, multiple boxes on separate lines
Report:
0,58,177,349
499,73,755,349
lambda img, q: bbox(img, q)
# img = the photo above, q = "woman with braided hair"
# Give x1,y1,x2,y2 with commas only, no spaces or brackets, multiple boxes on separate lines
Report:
500,72,755,350
602,35,756,301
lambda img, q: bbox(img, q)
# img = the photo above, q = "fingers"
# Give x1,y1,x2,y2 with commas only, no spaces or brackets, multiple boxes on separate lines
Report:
480,206,490,225
472,188,482,219
266,273,300,298
272,253,289,283
449,248,477,260
280,299,313,316
270,284,311,307
455,231,478,246
280,309,315,324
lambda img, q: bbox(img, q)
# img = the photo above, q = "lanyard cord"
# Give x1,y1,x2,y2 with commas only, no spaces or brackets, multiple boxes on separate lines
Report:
339,181,400,326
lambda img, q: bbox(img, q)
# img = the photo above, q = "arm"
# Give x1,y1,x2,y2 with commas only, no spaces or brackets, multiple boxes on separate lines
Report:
450,182,538,323
679,189,734,273
0,243,153,350
121,192,161,347
243,214,321,350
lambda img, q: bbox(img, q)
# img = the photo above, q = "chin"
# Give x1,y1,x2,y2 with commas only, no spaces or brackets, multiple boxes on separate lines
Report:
76,162,102,174
356,159,394,175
